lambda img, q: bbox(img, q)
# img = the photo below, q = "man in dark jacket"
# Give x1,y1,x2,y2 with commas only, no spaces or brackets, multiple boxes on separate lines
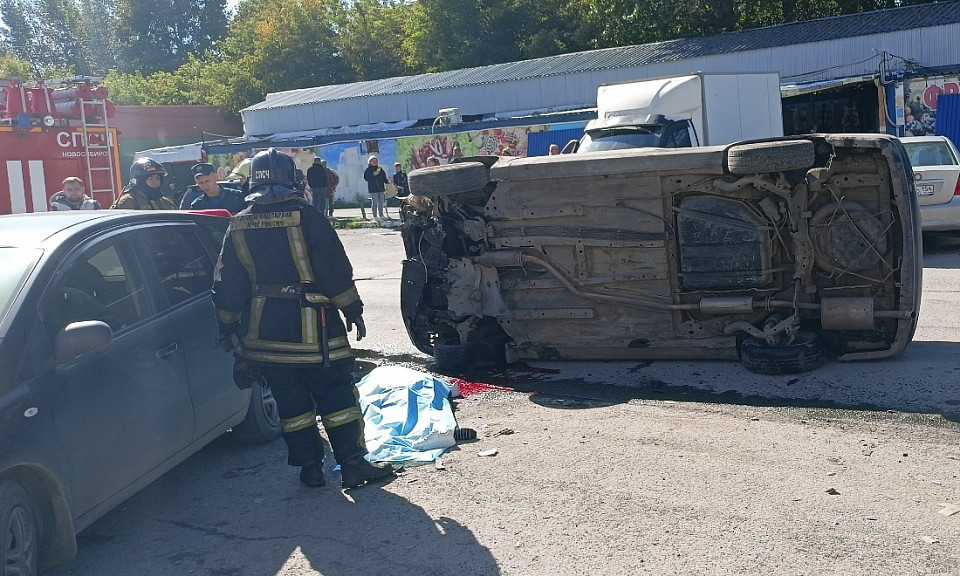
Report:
306,157,328,213
176,163,241,213
321,160,339,217
182,162,246,214
213,148,393,489
392,162,409,198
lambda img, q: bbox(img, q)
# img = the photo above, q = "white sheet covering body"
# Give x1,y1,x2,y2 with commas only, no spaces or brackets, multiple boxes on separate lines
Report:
357,366,458,462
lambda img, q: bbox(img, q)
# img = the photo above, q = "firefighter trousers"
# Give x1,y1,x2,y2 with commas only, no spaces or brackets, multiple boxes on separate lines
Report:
257,360,367,467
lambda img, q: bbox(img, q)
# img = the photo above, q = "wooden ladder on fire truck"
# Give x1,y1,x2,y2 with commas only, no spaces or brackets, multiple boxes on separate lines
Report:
78,97,117,203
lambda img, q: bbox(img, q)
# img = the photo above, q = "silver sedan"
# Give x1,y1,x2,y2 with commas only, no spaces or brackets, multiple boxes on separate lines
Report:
901,135,960,231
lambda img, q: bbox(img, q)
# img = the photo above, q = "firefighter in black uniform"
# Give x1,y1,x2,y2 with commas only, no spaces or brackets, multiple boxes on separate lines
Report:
111,157,177,210
212,148,393,489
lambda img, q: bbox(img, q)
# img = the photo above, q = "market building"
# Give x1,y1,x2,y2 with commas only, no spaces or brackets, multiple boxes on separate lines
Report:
141,1,960,204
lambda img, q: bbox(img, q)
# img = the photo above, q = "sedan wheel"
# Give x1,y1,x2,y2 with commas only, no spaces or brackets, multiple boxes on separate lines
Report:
1,481,38,576
233,376,282,443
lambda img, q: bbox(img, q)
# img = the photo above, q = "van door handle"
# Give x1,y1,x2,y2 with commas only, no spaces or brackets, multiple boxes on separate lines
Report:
156,343,179,359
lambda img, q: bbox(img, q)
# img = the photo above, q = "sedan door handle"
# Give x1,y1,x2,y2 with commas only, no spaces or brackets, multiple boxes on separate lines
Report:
155,343,179,360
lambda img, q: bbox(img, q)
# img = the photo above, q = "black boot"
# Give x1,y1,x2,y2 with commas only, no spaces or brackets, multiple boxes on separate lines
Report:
339,456,394,489
299,463,326,487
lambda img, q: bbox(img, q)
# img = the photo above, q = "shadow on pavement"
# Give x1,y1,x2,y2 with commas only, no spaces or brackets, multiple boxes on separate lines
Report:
51,435,500,576
435,342,960,426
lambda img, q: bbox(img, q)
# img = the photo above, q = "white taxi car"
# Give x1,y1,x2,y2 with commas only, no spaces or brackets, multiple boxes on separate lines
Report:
900,135,960,231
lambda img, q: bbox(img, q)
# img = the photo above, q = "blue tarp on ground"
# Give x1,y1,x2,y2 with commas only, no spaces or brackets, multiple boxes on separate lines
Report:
357,366,457,463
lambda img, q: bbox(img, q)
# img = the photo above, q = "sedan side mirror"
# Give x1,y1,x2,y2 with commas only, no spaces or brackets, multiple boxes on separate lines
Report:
55,320,113,368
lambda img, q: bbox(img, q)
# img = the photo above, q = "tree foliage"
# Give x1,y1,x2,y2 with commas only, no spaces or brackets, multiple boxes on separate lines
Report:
0,0,945,119
113,0,228,73
404,0,536,72
0,50,33,78
337,0,411,79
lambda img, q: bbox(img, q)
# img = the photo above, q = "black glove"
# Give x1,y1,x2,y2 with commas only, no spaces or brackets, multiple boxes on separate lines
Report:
232,359,258,390
346,315,366,341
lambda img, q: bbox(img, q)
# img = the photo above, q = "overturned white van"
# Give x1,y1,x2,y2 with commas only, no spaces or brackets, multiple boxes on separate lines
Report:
400,135,922,374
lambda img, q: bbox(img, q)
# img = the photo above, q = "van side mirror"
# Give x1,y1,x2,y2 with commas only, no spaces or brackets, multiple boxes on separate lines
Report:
561,140,579,154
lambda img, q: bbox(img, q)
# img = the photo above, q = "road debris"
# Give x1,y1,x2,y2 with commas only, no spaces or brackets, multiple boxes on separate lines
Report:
938,503,960,517
221,462,266,479
478,448,498,457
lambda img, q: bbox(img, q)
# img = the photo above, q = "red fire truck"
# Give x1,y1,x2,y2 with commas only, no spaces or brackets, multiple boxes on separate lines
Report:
1,77,121,214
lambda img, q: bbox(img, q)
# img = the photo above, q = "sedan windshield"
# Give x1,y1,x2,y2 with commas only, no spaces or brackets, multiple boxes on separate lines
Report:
0,247,42,329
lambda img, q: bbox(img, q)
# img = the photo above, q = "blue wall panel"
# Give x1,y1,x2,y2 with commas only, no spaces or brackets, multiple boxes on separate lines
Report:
936,93,960,150
528,128,585,156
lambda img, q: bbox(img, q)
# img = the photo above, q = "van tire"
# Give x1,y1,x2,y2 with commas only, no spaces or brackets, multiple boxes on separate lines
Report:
433,342,469,371
727,140,815,175
408,162,489,198
740,330,826,375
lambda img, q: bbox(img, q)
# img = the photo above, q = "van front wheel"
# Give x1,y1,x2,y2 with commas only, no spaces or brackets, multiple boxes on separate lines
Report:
408,162,489,198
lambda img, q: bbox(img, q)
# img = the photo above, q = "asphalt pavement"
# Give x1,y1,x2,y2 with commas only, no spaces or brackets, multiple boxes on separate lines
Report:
44,228,960,576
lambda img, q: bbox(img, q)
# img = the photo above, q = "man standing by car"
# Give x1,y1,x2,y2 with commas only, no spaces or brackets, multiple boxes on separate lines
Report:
49,177,101,210
111,158,177,210
182,163,246,214
212,148,394,489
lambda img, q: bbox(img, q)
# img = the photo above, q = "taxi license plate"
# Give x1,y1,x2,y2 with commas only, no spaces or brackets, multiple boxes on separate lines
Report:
917,183,935,196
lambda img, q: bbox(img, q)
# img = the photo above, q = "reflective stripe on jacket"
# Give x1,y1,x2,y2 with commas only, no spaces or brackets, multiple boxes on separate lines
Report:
213,198,362,365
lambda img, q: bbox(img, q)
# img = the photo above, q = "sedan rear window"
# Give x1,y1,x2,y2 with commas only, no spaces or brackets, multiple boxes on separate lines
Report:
0,247,41,326
903,141,959,167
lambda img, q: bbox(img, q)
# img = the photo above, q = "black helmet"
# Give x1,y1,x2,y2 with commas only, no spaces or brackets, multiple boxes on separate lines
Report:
129,157,166,188
246,148,300,203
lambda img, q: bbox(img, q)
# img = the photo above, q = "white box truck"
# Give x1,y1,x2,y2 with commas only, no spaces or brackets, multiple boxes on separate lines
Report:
571,72,784,153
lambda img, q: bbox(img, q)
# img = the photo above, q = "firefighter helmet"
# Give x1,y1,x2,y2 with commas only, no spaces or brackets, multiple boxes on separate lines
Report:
246,148,300,203
129,157,166,188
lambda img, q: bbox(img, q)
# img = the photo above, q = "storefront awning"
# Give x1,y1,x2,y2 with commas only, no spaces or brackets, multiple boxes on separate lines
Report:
780,75,877,98
134,143,204,164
